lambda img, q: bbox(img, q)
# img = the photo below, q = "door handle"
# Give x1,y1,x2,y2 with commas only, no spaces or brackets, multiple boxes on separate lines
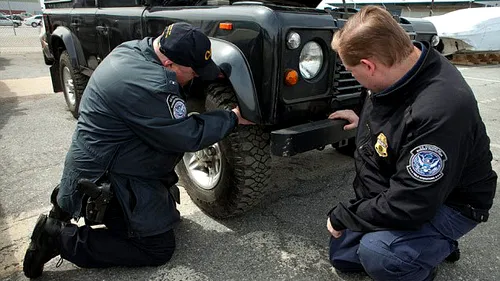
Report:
96,26,108,33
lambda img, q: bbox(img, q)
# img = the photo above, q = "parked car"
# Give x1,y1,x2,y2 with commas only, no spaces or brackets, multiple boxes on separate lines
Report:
16,12,33,19
5,14,22,27
0,14,20,27
424,7,500,56
39,19,54,65
23,15,42,27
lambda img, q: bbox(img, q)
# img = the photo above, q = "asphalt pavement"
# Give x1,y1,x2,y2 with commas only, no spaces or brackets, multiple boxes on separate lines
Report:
0,50,499,281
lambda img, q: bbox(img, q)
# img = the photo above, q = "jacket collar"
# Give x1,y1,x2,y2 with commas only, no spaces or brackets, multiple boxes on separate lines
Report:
139,37,163,66
373,41,434,100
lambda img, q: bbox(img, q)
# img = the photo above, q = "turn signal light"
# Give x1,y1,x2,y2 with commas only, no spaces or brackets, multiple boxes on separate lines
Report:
219,22,233,30
284,69,299,86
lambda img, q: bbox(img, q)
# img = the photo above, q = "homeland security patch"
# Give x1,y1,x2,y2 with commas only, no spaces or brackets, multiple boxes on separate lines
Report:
407,144,447,182
166,95,187,119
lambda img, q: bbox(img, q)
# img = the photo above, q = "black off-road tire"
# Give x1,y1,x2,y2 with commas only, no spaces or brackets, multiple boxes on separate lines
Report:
59,51,88,119
177,83,271,218
43,53,52,65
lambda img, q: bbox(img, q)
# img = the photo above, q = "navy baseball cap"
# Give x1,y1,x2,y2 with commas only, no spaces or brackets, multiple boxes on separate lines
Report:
159,22,220,81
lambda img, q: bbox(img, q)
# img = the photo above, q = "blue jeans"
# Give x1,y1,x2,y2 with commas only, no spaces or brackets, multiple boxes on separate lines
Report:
329,205,478,281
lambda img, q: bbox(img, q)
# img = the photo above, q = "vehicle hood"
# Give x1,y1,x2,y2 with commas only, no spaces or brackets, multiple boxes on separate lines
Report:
263,0,323,7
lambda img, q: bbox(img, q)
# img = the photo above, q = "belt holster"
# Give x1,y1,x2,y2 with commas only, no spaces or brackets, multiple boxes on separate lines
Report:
463,204,489,223
77,179,113,224
169,184,180,204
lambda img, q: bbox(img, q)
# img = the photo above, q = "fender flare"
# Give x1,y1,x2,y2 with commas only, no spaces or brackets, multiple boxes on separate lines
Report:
50,26,87,70
210,38,262,123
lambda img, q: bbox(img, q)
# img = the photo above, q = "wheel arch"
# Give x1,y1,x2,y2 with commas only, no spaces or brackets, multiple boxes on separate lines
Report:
209,38,262,124
48,26,88,93
50,26,87,71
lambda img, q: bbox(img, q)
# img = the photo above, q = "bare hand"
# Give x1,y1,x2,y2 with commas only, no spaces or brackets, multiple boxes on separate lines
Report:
328,110,359,130
232,106,255,125
327,217,344,238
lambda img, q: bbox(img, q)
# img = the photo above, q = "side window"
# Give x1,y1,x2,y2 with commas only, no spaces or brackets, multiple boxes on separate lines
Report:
98,0,139,7
150,0,229,6
73,0,97,8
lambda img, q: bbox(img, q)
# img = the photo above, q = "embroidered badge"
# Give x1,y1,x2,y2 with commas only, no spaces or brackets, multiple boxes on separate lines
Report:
407,144,447,182
375,133,388,157
166,95,186,119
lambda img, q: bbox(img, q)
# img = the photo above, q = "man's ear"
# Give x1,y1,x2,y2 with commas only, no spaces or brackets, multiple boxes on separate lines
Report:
360,59,376,76
162,59,173,68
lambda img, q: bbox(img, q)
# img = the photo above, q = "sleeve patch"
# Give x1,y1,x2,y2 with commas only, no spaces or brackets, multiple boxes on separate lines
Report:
166,95,186,119
406,144,448,183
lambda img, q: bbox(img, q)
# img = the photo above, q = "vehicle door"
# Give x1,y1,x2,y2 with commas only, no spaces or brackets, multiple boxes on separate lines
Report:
70,0,98,68
0,15,12,26
34,15,43,25
95,0,145,59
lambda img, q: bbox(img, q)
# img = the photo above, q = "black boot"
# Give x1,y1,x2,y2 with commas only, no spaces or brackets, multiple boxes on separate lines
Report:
445,241,461,262
428,267,438,281
49,185,71,223
23,214,63,279
445,248,461,262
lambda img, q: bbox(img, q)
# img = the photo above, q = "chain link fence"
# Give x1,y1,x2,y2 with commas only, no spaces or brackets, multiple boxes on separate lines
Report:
0,0,44,54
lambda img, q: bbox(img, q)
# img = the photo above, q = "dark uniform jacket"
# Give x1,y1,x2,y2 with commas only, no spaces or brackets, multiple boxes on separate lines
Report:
329,42,497,232
57,37,238,237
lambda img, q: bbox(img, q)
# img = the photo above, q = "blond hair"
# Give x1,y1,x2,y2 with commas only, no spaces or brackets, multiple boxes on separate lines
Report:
331,6,414,67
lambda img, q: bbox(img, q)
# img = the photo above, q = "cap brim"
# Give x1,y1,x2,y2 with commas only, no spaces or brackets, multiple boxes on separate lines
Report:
194,59,220,81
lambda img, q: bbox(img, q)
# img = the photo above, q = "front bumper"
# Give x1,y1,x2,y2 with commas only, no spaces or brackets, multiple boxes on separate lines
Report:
271,119,356,157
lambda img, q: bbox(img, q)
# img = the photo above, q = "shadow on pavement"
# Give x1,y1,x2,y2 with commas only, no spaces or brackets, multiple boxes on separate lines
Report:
0,56,21,279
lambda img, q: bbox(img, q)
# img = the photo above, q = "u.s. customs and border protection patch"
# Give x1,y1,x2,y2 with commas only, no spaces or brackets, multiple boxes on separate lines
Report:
375,133,388,157
407,144,447,182
166,95,187,119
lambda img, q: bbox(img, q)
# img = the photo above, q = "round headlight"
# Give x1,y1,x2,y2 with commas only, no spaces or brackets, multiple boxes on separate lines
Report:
431,35,440,47
286,32,301,49
299,41,323,79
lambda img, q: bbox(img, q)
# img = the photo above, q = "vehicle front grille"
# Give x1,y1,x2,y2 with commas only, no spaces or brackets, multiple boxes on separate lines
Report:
333,55,363,96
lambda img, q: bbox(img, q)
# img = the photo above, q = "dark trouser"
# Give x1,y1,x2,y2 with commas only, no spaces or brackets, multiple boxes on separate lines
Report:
55,198,176,268
329,205,478,281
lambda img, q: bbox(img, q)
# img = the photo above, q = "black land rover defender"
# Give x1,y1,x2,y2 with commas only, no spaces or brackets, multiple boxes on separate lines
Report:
41,0,439,218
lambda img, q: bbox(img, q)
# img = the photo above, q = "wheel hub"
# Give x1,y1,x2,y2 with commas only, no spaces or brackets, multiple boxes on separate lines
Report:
182,143,222,190
62,67,76,106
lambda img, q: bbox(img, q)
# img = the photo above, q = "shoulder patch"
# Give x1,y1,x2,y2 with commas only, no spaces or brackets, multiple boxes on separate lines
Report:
166,95,186,119
407,144,447,183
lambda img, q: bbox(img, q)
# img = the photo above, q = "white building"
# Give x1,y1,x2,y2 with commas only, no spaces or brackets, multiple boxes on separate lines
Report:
0,0,43,15
317,0,500,17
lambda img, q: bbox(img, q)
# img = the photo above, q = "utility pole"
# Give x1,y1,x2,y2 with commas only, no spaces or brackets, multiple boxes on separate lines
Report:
7,0,17,36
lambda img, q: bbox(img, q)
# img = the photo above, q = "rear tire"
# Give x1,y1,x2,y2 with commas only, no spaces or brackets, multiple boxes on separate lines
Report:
177,83,271,218
59,51,88,119
43,53,52,65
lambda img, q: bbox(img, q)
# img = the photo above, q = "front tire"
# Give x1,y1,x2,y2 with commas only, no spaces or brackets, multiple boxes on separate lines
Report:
59,51,88,118
177,84,271,218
